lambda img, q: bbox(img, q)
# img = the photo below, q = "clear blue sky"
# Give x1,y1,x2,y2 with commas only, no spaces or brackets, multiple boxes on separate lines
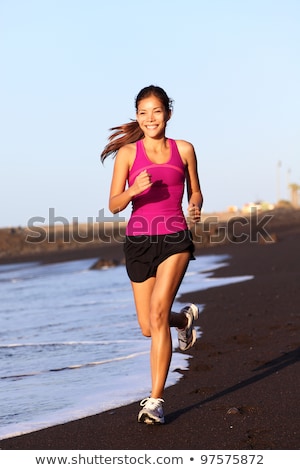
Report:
1,0,299,227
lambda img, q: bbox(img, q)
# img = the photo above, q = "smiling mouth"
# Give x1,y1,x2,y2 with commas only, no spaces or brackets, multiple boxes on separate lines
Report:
146,125,158,129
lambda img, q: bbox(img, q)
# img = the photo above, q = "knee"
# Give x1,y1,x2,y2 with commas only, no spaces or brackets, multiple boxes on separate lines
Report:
141,328,151,338
141,329,151,338
139,321,151,338
149,304,168,331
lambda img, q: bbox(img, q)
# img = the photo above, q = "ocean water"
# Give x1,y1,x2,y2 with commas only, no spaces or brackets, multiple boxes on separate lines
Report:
0,253,252,439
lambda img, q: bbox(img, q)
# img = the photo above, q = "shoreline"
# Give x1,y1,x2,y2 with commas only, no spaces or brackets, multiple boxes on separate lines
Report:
1,212,299,449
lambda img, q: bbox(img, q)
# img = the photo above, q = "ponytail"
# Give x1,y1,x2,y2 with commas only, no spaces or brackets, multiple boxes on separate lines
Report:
101,120,144,162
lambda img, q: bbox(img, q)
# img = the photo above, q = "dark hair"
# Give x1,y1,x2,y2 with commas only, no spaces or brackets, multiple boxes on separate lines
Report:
100,85,173,161
135,85,173,114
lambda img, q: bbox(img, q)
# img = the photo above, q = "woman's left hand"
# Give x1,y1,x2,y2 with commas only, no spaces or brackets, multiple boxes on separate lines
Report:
187,203,201,223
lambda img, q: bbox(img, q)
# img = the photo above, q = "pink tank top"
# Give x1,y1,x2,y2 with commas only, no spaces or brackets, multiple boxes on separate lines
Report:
126,139,188,236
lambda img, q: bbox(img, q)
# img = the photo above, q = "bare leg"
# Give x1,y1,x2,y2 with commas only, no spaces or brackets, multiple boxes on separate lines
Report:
131,252,190,399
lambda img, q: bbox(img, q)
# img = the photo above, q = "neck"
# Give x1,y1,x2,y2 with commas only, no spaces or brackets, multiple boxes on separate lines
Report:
143,136,168,152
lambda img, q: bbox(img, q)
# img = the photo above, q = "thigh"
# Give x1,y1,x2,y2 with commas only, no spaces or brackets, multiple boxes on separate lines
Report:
131,252,190,335
131,277,156,336
151,251,190,311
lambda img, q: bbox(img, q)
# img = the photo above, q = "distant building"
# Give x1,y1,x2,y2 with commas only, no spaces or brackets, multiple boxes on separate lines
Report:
241,201,274,214
227,205,238,213
289,183,300,208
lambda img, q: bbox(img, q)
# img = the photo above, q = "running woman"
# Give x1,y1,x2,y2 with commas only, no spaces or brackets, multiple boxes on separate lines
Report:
101,85,203,424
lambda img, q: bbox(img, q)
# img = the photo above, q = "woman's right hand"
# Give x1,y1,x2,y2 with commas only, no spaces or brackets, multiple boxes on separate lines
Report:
132,169,152,195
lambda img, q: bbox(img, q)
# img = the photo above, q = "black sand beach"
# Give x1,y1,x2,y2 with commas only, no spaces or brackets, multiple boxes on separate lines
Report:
1,209,299,450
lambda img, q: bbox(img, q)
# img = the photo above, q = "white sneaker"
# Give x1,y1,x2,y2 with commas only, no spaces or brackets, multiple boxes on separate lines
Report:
138,397,165,424
177,304,199,351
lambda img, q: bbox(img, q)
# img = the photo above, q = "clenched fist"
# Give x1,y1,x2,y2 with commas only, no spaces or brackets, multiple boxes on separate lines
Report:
187,203,201,223
133,169,152,195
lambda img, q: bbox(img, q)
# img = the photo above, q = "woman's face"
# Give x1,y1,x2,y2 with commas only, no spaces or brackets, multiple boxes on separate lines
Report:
136,95,170,138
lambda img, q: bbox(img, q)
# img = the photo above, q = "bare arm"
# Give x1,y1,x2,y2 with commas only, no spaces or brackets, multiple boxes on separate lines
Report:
177,140,203,223
109,145,152,214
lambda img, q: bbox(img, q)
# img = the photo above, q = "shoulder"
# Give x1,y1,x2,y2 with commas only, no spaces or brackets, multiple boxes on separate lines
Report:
116,142,136,158
115,142,136,167
174,139,196,164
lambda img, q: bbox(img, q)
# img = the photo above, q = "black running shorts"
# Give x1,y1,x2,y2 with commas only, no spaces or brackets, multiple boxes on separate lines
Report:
123,229,195,283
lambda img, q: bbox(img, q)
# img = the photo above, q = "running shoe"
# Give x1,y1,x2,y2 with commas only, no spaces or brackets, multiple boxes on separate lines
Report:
137,397,165,424
177,304,199,351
